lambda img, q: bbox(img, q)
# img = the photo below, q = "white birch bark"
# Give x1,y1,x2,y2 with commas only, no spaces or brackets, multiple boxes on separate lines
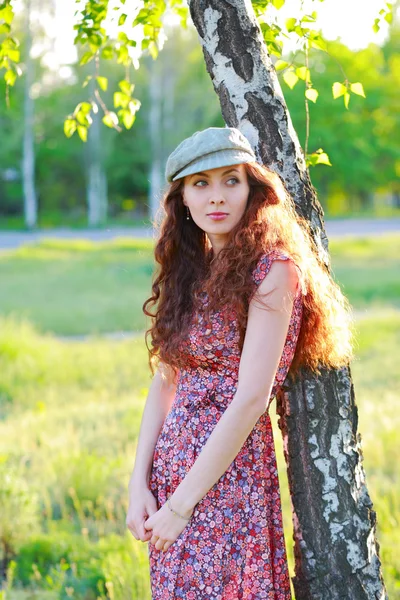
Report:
86,85,108,226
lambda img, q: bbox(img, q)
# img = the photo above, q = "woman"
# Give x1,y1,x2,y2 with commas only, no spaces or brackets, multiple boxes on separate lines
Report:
126,127,354,599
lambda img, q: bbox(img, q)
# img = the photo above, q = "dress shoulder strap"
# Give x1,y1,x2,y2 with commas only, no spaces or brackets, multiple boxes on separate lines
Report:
251,249,307,296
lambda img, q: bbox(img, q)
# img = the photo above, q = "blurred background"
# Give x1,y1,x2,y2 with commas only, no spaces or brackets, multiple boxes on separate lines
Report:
0,0,399,228
0,0,399,599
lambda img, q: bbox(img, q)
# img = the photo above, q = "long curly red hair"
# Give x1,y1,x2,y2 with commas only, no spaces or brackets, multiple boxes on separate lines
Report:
143,162,355,383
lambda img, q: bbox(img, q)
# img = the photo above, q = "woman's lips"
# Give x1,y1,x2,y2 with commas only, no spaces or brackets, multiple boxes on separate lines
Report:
207,213,228,221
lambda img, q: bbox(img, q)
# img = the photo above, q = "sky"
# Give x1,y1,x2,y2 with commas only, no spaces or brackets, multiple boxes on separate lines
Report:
41,0,392,70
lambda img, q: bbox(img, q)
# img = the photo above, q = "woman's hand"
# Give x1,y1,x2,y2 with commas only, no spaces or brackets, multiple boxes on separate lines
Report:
126,485,158,543
144,500,194,553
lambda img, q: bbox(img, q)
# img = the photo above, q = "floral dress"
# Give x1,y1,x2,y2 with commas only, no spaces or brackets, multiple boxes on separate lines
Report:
148,250,304,599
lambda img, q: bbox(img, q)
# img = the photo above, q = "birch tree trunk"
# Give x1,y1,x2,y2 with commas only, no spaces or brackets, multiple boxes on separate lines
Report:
188,1,387,598
22,0,37,229
149,57,163,223
86,89,108,226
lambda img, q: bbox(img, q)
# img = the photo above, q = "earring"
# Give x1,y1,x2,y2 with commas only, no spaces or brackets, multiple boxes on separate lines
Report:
186,206,190,220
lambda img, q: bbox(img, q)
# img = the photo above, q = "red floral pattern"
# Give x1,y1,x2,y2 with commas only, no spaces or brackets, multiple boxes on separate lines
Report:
148,250,303,599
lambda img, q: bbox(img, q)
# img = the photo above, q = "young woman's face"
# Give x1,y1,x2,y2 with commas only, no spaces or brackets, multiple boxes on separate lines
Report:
182,163,250,250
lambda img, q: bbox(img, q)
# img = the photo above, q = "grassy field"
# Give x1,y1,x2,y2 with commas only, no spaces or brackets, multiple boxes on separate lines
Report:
0,234,399,599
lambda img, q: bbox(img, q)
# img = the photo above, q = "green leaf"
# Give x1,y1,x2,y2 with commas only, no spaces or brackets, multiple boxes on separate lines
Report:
309,37,327,51
294,25,306,36
350,82,366,98
96,76,108,91
79,52,94,66
7,48,20,62
77,102,92,115
2,37,20,49
77,125,88,142
275,59,289,71
88,33,102,51
114,91,129,108
296,66,310,82
0,5,14,25
344,91,350,109
118,79,134,95
316,151,332,166
305,88,319,103
372,19,380,33
64,118,77,138
301,14,316,23
119,13,127,26
306,148,332,167
384,11,393,24
76,111,91,127
283,70,299,89
332,81,346,99
266,40,282,58
271,0,285,9
148,41,159,60
0,23,10,34
4,69,16,86
117,45,129,65
274,60,288,71
306,154,318,167
118,31,129,43
102,112,119,128
285,18,297,32
120,109,135,129
101,46,114,60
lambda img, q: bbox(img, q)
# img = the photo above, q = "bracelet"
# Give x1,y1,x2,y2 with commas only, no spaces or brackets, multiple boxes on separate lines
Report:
167,497,191,521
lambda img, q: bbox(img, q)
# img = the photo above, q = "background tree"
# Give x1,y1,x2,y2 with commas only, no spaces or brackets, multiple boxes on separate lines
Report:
22,0,37,228
0,2,398,226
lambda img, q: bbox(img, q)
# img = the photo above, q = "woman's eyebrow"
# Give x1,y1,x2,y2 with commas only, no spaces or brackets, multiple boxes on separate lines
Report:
189,168,240,181
221,168,240,175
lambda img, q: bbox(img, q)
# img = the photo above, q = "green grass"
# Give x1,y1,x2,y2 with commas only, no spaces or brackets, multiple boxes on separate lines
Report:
0,234,399,336
0,214,153,230
329,235,400,311
0,234,398,599
0,318,153,599
0,238,155,335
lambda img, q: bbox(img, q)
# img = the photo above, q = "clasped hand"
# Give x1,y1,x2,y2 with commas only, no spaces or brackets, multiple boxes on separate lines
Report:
144,500,194,553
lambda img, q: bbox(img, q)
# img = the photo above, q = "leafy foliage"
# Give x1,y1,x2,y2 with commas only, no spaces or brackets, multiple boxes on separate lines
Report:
1,0,392,150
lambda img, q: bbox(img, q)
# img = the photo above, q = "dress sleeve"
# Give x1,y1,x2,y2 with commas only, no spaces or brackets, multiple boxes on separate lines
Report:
251,250,304,409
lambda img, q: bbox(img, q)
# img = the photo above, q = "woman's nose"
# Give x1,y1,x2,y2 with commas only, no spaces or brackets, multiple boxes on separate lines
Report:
208,185,226,203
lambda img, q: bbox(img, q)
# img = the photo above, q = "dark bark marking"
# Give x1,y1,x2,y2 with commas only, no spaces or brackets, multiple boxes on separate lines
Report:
244,89,284,165
202,45,216,87
215,0,254,82
218,82,239,128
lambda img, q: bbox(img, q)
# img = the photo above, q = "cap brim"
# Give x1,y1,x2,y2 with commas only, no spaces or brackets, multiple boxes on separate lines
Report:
171,149,256,182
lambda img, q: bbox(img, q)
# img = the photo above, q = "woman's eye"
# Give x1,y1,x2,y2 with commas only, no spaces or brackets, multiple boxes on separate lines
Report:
193,177,239,187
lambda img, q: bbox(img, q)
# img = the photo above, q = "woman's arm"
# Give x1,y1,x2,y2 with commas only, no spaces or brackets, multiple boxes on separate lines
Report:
169,259,300,517
128,363,178,490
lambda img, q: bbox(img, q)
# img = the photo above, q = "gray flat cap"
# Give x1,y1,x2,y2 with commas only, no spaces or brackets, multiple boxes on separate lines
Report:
165,126,257,183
